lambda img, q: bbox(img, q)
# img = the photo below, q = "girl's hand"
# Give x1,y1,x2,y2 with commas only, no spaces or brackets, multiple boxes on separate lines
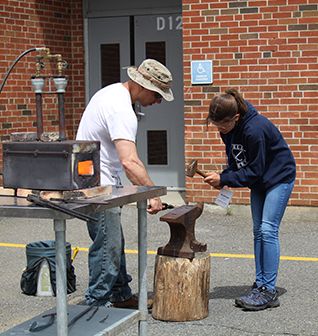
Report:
204,171,221,187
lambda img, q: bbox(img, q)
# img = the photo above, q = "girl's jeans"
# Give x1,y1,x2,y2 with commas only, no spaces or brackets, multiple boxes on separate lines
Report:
85,206,132,305
251,181,295,291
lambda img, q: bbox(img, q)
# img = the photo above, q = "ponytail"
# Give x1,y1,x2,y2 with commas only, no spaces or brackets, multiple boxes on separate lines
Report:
205,88,247,125
225,88,247,119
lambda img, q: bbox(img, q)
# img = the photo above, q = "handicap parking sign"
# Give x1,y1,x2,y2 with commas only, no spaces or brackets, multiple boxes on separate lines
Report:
191,60,213,84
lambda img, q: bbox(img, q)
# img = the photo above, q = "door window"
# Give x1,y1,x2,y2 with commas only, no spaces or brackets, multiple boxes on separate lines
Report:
147,130,168,165
146,41,166,65
101,44,121,87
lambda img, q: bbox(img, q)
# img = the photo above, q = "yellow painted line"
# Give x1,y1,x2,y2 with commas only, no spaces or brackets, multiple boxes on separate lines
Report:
0,243,90,252
126,249,156,255
125,250,254,258
75,247,89,252
210,253,254,259
1,243,317,262
280,255,318,262
125,249,318,262
0,243,26,248
209,253,318,262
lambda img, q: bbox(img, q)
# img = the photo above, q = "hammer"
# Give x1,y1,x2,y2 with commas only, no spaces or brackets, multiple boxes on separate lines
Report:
186,159,208,178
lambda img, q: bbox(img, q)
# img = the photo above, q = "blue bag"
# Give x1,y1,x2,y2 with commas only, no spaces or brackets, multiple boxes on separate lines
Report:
20,240,76,296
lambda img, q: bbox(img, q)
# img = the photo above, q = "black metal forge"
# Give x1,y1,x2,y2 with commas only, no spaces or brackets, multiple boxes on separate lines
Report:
1,48,101,191
3,140,100,190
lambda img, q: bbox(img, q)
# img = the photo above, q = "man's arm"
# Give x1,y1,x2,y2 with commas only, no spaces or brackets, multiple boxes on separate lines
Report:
114,139,162,214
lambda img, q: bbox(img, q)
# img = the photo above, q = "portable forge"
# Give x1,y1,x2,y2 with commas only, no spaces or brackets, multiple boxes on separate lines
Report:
3,140,100,191
1,48,100,191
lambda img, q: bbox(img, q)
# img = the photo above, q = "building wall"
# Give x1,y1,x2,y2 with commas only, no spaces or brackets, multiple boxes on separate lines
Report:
183,0,318,207
0,0,317,207
0,0,85,152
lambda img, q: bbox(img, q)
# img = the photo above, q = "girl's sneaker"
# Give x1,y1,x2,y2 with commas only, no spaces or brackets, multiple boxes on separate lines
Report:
239,286,280,311
235,282,259,307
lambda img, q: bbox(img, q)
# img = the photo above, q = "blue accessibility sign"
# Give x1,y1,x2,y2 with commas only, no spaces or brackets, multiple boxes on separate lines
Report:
191,60,213,84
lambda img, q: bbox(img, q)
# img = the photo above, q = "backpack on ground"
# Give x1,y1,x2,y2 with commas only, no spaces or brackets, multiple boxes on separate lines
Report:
20,240,76,296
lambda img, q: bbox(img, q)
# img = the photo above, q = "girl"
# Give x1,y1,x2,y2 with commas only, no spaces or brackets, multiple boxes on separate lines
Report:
204,88,296,311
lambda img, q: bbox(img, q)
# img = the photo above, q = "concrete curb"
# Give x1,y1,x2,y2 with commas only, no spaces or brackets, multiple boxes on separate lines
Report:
162,191,318,222
197,203,318,222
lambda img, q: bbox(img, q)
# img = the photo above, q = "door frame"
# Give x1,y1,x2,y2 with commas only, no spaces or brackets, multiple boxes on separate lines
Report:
82,5,185,191
83,0,182,105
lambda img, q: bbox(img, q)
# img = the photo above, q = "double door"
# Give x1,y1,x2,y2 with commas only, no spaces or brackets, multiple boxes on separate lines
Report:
88,14,185,189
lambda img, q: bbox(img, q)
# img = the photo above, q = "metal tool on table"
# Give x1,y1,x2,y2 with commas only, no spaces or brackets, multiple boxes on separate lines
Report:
86,307,99,321
68,302,98,328
186,159,208,178
157,201,207,260
50,197,112,205
26,194,98,222
162,202,174,210
29,302,99,332
99,314,109,323
29,313,57,332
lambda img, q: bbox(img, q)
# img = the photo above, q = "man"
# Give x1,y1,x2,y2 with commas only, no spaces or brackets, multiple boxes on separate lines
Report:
76,59,174,308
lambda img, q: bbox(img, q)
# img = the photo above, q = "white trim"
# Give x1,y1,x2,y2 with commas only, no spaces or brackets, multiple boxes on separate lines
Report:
83,17,89,105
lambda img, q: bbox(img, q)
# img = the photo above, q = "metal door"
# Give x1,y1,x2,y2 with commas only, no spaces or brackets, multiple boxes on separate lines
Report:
88,14,185,190
133,14,185,189
88,17,130,97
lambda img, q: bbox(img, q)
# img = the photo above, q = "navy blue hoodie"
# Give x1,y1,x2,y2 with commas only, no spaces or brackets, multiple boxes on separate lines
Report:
219,101,296,191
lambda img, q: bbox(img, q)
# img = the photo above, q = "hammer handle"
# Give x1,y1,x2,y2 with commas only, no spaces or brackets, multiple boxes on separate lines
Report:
196,169,208,178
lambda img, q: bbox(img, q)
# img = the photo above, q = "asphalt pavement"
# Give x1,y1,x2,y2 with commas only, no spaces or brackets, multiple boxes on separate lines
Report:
0,202,317,336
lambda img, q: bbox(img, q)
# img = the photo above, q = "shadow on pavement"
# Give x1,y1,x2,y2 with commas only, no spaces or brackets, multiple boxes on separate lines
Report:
209,286,287,300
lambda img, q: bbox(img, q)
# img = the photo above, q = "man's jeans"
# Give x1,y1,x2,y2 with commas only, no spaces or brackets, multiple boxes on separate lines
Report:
85,206,132,305
251,181,295,291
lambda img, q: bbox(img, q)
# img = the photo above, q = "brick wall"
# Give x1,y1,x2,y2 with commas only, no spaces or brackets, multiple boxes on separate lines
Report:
0,0,85,153
183,0,318,207
1,0,317,208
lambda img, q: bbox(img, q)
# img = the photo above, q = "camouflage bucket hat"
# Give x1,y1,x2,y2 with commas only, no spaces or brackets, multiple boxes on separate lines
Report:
126,59,174,101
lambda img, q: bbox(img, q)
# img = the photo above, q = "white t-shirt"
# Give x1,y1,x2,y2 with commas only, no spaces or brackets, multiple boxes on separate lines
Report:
76,83,137,185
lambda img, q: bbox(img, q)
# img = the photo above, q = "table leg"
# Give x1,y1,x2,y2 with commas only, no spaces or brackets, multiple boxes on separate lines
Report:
54,219,68,336
137,200,147,336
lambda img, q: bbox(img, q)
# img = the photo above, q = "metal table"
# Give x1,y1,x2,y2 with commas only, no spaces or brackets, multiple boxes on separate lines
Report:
0,185,166,336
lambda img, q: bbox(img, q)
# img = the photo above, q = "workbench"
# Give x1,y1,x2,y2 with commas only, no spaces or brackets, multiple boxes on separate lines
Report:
0,185,166,336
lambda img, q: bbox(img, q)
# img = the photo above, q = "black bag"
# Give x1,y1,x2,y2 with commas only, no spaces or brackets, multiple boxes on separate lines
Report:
20,240,76,296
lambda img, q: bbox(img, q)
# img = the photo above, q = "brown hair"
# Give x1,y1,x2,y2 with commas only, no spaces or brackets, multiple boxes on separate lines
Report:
205,88,247,125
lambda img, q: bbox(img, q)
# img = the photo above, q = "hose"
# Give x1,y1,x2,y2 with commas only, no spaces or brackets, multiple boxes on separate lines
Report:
0,47,44,94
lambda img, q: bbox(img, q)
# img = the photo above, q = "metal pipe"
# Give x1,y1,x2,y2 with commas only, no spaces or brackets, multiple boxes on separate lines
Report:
35,93,43,139
54,219,68,336
53,77,68,141
137,199,148,336
58,93,66,141
31,76,45,139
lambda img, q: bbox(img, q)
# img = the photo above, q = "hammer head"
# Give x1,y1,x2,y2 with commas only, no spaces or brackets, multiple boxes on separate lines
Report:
186,159,198,177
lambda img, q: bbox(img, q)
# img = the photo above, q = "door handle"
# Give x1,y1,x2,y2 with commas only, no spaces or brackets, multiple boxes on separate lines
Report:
134,102,145,118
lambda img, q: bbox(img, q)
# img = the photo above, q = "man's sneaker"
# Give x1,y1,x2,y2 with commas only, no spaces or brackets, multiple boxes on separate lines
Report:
112,294,153,309
239,286,280,311
235,282,259,308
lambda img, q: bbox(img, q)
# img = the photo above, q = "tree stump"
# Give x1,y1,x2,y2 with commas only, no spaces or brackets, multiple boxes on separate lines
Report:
152,252,210,321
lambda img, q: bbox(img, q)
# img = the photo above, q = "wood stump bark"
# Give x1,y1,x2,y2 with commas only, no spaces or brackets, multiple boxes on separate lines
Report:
152,252,210,321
